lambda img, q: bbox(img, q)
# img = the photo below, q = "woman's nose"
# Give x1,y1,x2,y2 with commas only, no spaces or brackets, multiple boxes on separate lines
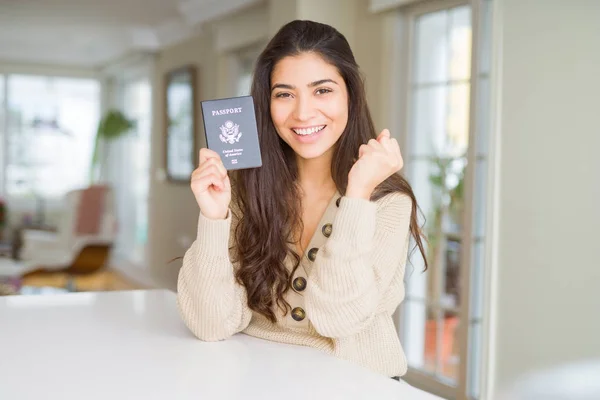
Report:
292,96,316,121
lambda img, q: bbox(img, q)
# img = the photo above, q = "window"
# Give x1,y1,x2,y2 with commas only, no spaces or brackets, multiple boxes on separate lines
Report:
0,75,5,196
1,74,100,226
166,72,195,181
236,56,254,96
122,79,152,264
5,76,100,199
397,1,494,399
234,44,264,97
404,3,472,382
100,76,152,265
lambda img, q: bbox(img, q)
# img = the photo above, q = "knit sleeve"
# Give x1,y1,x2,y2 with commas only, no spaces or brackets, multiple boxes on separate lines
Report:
176,207,253,341
304,192,411,338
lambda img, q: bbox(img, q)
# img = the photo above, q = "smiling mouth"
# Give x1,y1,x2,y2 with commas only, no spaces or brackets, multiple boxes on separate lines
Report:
292,125,326,136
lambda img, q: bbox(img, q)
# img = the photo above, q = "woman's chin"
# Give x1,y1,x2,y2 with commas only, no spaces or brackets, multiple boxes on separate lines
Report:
286,143,329,160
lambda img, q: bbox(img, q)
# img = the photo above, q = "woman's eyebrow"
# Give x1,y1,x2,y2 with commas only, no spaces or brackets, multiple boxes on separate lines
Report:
308,78,338,87
271,78,338,92
271,83,294,91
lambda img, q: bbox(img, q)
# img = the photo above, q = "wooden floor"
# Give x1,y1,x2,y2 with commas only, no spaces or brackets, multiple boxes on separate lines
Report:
21,268,144,292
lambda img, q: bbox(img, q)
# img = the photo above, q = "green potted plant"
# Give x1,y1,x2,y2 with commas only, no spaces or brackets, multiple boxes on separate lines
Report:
90,110,135,181
424,155,465,371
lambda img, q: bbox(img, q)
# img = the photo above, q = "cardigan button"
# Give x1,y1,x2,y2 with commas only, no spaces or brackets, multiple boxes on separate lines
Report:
321,223,332,238
292,277,307,292
307,247,318,262
291,307,306,321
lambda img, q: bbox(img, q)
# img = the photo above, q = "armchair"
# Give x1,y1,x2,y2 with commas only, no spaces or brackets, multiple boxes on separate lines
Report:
0,185,117,279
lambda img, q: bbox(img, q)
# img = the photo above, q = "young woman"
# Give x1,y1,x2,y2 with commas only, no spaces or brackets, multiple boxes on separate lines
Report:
177,20,427,380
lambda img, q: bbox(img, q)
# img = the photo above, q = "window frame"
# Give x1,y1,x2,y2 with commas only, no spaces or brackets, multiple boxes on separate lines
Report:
387,1,494,399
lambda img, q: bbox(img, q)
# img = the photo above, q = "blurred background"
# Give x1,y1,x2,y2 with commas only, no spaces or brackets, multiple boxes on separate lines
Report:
0,0,598,399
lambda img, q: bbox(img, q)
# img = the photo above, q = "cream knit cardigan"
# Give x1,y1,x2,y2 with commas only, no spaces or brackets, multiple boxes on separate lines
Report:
177,192,412,377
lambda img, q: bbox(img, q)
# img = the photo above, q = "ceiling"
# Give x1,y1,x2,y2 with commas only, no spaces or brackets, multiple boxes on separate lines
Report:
0,0,261,68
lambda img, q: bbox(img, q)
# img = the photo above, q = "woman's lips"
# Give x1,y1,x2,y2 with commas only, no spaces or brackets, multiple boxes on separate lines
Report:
291,125,326,143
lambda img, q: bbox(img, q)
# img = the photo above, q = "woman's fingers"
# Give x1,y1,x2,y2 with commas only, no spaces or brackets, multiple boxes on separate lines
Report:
377,129,391,141
197,157,227,178
358,129,398,160
199,148,221,165
194,164,226,184
368,138,381,148
358,144,372,159
192,172,225,191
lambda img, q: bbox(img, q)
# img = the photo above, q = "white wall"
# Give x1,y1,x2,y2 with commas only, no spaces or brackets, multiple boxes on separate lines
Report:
147,30,218,290
147,3,274,290
297,0,358,48
491,0,600,396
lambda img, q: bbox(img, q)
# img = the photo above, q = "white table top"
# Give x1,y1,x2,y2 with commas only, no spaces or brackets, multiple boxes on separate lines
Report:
0,289,442,400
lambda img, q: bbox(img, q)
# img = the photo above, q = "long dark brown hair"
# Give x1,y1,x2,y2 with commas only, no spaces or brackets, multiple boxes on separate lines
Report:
231,20,427,323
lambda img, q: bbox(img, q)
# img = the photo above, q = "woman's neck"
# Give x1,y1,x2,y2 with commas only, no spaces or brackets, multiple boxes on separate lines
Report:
296,152,336,198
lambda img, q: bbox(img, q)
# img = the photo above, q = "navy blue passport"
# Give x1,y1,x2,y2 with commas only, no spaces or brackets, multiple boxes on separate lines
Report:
200,95,262,170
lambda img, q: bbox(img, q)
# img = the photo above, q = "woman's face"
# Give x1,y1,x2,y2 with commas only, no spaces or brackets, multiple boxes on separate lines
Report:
270,52,349,161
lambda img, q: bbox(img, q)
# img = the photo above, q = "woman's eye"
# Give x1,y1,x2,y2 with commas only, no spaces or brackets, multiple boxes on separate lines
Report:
275,92,291,98
316,88,332,95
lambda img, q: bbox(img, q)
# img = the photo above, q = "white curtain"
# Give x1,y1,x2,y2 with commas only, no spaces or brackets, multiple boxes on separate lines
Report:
95,72,151,265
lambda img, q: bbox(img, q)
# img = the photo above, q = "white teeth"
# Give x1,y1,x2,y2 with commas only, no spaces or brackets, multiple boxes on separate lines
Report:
292,125,325,136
